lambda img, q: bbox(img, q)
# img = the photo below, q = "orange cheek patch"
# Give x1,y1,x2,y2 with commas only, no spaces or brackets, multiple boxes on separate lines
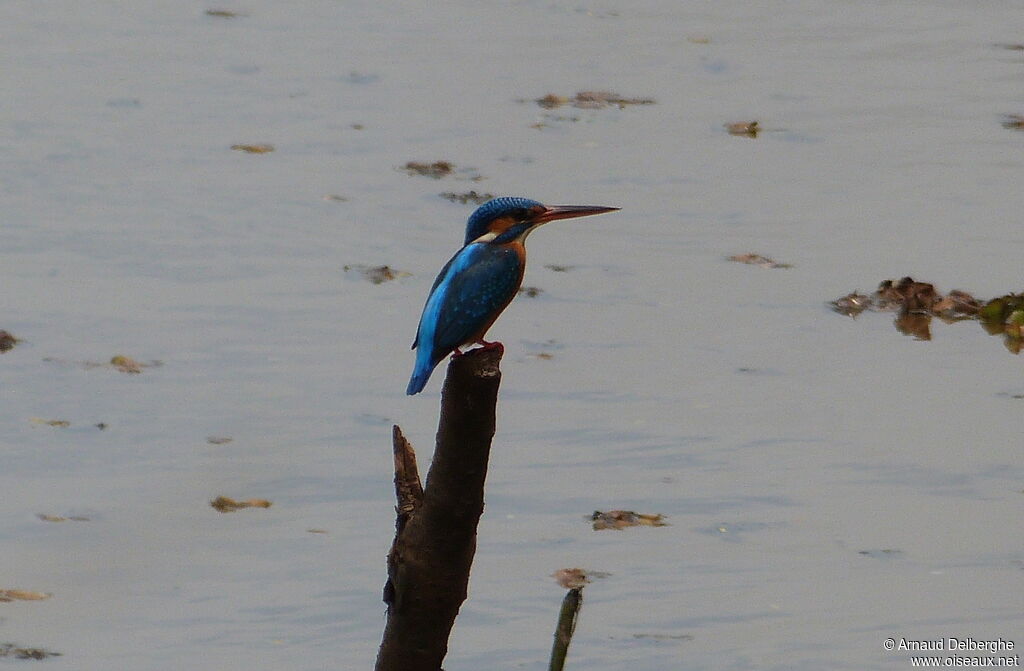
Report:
489,216,516,235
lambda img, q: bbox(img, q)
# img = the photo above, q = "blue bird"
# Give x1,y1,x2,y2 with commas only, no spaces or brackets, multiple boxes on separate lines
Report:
407,197,619,395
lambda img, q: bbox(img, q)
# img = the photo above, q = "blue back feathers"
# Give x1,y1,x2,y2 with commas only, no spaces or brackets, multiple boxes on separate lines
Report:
464,197,543,245
406,242,524,394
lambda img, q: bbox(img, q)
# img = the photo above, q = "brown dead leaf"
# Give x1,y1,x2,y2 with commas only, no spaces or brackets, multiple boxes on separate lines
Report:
0,330,18,352
874,277,939,312
551,568,610,589
110,355,143,374
29,418,70,428
1002,115,1024,130
206,436,233,445
832,279,980,320
343,264,410,284
551,568,589,589
575,91,655,108
210,496,272,513
0,644,61,660
932,289,980,317
531,91,654,110
536,93,570,109
727,253,792,269
725,120,760,137
831,292,872,317
440,190,495,205
231,143,274,153
36,514,90,523
0,590,52,603
591,510,668,530
401,161,453,178
633,633,694,641
42,355,161,372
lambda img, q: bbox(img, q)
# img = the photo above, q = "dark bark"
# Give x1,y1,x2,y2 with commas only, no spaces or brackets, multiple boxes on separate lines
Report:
548,588,583,671
375,346,503,671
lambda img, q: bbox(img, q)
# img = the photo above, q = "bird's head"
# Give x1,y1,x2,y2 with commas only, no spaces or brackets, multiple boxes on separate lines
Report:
464,197,619,245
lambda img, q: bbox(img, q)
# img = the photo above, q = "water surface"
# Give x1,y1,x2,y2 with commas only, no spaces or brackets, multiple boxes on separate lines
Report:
3,2,1022,669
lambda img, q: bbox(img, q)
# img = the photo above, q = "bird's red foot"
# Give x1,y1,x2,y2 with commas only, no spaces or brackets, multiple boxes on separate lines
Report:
476,339,504,353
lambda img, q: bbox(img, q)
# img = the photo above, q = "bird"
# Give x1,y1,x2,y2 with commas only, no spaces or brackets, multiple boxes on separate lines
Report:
407,197,619,395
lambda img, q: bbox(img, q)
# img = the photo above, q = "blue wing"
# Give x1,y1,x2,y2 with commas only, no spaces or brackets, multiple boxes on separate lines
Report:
407,243,523,394
412,253,457,349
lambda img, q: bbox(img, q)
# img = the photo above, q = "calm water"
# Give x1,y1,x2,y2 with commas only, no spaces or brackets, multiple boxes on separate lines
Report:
3,2,1022,669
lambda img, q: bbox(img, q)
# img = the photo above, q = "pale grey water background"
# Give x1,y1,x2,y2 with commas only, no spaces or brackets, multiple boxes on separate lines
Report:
3,2,1023,669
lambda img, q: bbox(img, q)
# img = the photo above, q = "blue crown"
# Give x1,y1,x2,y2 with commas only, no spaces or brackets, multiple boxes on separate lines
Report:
464,197,543,244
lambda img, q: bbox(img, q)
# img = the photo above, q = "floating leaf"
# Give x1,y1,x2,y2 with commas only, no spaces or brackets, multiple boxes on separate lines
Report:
874,277,940,312
831,292,872,317
932,290,980,317
400,161,453,178
858,548,903,558
532,91,655,109
439,190,495,205
110,355,143,374
0,590,51,603
43,355,161,373
727,253,792,269
29,418,70,428
1001,115,1024,130
37,514,90,523
536,93,570,109
0,644,61,660
633,633,694,641
551,568,609,589
210,496,272,513
343,264,410,284
0,330,19,352
725,120,760,137
591,510,667,530
107,354,161,373
833,279,980,319
231,143,274,154
832,279,1024,353
206,436,233,445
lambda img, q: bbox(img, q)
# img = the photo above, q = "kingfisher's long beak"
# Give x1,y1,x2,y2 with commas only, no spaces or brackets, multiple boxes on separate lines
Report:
533,204,620,225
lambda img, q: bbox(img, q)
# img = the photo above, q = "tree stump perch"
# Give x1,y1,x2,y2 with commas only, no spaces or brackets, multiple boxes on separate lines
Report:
375,346,503,671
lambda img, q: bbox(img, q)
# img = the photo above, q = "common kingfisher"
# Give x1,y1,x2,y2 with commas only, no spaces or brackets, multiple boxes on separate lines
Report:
407,197,619,395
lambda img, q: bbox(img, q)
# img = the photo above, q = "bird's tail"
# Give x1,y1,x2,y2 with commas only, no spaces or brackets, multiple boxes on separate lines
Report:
406,370,430,395
406,350,440,395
